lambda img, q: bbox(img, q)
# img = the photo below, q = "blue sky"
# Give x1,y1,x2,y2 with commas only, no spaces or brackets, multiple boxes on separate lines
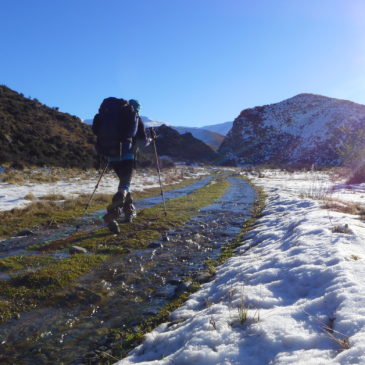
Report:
1,0,364,127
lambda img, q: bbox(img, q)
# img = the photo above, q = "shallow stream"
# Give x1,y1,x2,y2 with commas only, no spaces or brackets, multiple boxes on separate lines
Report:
0,177,256,364
0,177,212,258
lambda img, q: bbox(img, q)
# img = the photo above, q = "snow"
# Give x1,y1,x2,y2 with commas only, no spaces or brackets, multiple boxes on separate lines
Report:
0,167,209,212
118,169,365,365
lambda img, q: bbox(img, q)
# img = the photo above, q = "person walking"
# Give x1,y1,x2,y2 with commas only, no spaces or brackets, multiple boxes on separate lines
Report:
92,98,150,233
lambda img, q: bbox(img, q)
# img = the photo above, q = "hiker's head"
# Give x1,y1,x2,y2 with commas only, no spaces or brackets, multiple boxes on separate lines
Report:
129,99,140,112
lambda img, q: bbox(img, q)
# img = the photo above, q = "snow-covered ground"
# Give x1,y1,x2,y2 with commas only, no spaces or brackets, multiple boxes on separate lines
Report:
0,167,209,212
118,169,365,365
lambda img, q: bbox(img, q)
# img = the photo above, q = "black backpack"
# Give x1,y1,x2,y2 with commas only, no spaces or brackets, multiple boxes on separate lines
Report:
92,97,139,157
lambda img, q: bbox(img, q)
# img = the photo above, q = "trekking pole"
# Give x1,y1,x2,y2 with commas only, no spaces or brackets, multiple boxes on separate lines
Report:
82,161,109,216
150,128,167,216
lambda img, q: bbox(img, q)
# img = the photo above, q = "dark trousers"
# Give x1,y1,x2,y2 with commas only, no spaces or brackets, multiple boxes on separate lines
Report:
109,159,134,191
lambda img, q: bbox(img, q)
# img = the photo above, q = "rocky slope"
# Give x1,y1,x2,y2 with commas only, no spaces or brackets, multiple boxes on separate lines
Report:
219,94,365,166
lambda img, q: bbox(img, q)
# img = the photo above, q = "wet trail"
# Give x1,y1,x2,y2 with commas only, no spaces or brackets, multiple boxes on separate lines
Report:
0,177,212,258
0,177,256,364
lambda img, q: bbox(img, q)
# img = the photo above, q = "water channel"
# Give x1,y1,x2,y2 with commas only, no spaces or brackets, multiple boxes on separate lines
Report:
0,176,256,364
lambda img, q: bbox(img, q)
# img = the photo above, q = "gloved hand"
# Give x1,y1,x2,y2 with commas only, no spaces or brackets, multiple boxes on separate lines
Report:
145,137,153,147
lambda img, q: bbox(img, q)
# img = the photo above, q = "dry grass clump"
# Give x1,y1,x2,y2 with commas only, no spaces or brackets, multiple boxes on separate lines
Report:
332,224,351,234
0,166,100,185
163,170,185,185
24,192,36,200
321,198,365,224
322,318,350,351
321,199,362,215
0,193,112,237
1,170,25,184
39,193,66,201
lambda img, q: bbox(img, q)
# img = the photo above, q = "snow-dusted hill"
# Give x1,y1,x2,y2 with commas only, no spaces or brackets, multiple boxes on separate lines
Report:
219,94,365,166
140,116,168,128
172,126,224,150
202,121,233,136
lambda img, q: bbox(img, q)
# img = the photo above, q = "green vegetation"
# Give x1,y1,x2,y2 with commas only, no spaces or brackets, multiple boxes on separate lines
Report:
0,254,106,322
0,176,227,323
0,255,55,273
0,193,110,238
0,176,202,238
31,178,229,253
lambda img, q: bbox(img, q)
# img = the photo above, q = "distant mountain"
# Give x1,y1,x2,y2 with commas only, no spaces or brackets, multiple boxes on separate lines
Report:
219,93,365,167
202,121,233,136
150,125,218,163
140,116,168,128
172,126,224,151
140,116,225,150
0,85,97,168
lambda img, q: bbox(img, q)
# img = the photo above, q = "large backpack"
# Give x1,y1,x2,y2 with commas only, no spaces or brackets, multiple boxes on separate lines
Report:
92,97,139,157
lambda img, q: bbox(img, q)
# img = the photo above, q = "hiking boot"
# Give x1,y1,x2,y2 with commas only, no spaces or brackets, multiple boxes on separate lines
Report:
107,219,120,234
103,207,121,224
103,191,127,224
106,191,127,212
123,192,137,223
124,209,137,223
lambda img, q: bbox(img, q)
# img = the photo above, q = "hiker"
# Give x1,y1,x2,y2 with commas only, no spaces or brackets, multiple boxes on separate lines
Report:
92,98,150,233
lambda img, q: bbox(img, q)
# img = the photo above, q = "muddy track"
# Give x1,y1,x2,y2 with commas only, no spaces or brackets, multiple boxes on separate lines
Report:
0,175,256,365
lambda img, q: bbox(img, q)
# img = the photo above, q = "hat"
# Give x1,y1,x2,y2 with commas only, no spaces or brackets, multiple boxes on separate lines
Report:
129,99,140,112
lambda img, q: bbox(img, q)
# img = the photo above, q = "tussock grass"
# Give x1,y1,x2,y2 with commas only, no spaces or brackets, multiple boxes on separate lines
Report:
2,170,26,184
39,193,66,201
24,192,36,200
321,198,365,223
0,166,97,185
321,198,362,215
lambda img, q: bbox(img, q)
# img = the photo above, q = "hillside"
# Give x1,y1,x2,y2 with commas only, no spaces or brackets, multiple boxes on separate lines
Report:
0,85,97,168
140,117,225,150
0,87,219,169
150,125,218,163
219,94,365,166
172,126,224,150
